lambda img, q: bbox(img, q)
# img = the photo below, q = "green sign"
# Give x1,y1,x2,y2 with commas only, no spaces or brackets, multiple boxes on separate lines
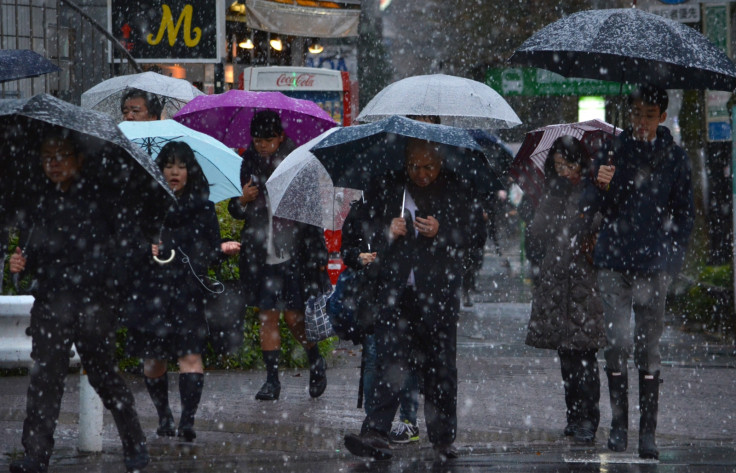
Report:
485,68,635,96
704,5,728,53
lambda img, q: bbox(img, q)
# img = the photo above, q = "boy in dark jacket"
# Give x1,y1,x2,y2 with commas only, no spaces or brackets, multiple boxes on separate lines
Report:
577,84,694,459
8,132,149,473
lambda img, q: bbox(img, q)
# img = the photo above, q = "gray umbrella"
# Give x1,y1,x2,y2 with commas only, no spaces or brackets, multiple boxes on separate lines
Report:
509,8,736,91
0,94,175,240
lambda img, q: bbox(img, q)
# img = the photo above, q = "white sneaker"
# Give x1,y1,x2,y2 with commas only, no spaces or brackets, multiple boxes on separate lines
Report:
389,420,420,444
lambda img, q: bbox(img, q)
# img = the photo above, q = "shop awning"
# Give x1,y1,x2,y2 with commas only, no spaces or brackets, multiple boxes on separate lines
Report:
245,0,360,38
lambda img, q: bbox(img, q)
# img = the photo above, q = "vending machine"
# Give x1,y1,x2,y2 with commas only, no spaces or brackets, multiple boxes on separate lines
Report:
238,66,356,126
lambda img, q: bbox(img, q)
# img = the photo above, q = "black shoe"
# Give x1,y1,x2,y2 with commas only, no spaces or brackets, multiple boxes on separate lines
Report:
156,415,176,437
309,356,327,398
255,380,281,401
9,456,47,473
124,446,150,473
638,433,659,460
344,431,392,460
563,422,577,437
462,291,473,307
433,443,459,462
177,427,196,442
574,420,596,444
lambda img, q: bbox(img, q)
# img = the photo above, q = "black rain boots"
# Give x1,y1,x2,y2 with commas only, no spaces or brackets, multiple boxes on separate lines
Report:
606,366,629,452
560,350,600,443
256,350,281,401
638,370,661,460
308,345,327,398
144,373,176,437
178,373,204,442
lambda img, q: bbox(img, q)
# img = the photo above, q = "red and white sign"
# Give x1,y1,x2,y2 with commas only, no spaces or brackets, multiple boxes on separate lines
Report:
241,66,344,92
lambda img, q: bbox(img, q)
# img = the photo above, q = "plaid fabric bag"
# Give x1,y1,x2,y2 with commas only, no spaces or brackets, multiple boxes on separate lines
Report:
305,290,335,342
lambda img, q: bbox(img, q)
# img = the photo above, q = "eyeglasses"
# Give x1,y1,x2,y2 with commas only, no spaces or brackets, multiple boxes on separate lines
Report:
407,163,439,173
41,152,76,163
554,161,580,173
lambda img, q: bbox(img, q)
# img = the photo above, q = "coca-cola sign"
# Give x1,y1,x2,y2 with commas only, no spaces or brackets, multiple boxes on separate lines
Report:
275,73,316,88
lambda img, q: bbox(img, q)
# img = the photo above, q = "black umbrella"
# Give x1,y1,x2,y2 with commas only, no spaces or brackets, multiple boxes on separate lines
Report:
0,94,175,240
508,8,736,91
0,50,61,83
310,115,504,195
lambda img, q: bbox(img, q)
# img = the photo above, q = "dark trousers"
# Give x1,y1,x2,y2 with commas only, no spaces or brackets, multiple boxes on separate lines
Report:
23,291,145,463
559,348,600,429
362,287,458,445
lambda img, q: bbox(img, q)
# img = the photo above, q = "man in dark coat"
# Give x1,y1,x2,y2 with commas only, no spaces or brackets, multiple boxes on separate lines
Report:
344,138,472,462
577,84,694,460
8,132,148,473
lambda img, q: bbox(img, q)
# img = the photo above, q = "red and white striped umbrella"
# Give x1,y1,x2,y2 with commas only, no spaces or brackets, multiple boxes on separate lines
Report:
510,119,621,207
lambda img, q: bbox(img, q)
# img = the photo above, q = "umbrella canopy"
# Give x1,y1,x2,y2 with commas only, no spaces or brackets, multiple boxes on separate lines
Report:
468,129,515,180
0,94,175,239
119,120,243,203
310,115,504,194
81,71,205,121
0,50,60,83
510,119,621,207
356,74,522,129
266,129,362,230
509,8,736,91
173,89,338,149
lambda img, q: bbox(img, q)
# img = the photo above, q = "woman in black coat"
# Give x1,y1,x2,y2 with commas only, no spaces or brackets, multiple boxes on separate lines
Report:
525,136,605,444
126,141,239,441
227,110,329,401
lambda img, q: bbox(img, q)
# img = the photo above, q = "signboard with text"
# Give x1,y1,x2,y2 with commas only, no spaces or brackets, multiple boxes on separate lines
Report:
647,4,700,23
109,0,223,63
485,68,634,97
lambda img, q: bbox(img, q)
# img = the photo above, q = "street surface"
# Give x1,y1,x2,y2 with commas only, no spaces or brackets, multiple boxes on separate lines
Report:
1,236,735,472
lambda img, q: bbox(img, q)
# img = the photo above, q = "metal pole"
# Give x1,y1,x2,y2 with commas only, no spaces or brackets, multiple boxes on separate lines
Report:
78,367,104,452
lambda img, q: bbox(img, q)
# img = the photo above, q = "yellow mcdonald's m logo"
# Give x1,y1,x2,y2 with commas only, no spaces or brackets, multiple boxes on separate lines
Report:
147,4,202,47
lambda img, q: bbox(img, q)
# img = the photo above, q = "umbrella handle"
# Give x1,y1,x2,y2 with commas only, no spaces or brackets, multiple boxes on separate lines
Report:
153,249,176,265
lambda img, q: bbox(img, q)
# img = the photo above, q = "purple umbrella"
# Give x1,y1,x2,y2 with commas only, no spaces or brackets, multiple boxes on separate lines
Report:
172,90,337,148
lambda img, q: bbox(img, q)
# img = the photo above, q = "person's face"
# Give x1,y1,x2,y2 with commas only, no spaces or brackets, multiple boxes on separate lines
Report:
40,138,83,191
553,153,581,182
122,97,155,121
163,157,188,195
629,99,666,141
252,134,285,157
406,146,442,187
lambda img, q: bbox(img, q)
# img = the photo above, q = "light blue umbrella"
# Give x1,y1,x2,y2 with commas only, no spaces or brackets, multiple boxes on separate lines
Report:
119,119,242,203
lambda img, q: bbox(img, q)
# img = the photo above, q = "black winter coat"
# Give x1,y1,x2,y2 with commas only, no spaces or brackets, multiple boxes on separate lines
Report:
227,140,329,306
360,169,472,314
124,194,222,356
525,181,605,351
579,126,694,275
21,179,117,297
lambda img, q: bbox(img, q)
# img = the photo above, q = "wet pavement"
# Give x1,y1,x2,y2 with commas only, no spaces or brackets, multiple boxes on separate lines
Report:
1,239,735,472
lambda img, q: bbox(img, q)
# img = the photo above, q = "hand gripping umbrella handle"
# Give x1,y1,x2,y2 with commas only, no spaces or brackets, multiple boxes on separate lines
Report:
153,249,176,265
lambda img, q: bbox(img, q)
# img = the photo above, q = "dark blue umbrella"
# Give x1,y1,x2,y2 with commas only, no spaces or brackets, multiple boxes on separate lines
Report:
0,49,60,83
310,115,504,194
468,129,514,180
509,8,736,91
